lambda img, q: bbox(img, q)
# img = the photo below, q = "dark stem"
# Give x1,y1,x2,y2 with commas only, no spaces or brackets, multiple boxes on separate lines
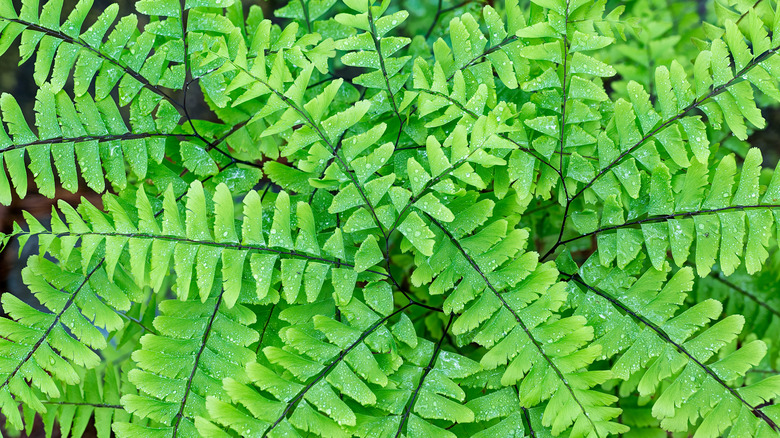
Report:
424,0,444,39
571,43,780,203
714,275,780,319
171,293,225,437
118,312,157,335
29,229,395,280
367,1,403,123
255,303,277,354
394,313,455,437
426,214,601,435
0,261,103,391
565,273,779,431
299,0,312,32
3,18,184,111
521,406,536,438
555,204,780,249
44,401,124,409
263,303,413,436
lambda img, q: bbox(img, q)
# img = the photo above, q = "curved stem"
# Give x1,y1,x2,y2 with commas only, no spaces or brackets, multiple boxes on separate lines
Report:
263,303,413,436
556,204,780,248
222,59,389,247
565,273,778,431
571,44,780,203
394,314,454,437
171,293,224,437
44,401,124,409
427,214,601,436
367,2,403,123
2,18,184,111
24,229,396,280
714,275,780,319
0,261,102,391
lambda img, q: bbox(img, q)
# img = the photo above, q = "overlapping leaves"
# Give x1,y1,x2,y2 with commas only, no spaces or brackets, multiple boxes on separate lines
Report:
0,0,780,437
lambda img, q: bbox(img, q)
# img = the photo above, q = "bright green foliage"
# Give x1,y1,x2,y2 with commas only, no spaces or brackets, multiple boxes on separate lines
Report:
1,0,780,437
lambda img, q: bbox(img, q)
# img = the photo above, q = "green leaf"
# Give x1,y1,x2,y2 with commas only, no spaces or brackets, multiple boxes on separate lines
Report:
181,141,219,177
354,235,383,273
399,212,435,256
269,192,294,249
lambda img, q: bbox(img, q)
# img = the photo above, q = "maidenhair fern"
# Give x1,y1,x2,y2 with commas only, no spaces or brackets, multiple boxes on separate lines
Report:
1,0,780,436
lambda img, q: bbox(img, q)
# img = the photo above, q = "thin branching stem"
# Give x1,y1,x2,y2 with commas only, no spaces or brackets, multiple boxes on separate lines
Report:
367,1,403,123
171,293,224,437
2,18,183,110
394,313,455,437
572,43,780,203
44,401,124,409
553,203,780,250
714,275,780,319
565,273,779,431
0,261,103,392
22,229,395,280
427,214,601,435
264,303,413,436
118,312,157,335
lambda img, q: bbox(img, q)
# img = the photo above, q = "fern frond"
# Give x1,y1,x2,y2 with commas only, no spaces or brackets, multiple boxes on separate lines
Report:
0,0,185,101
0,88,181,201
188,24,394,245
604,0,697,95
568,257,780,436
1,0,780,436
0,251,140,431
423,205,627,437
37,365,127,438
567,11,780,208
11,181,403,310
114,289,258,437
335,0,411,123
696,254,780,363
202,302,421,436
563,147,780,277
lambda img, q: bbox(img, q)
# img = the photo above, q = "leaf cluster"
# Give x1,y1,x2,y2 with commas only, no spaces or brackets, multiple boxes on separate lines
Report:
1,0,780,437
